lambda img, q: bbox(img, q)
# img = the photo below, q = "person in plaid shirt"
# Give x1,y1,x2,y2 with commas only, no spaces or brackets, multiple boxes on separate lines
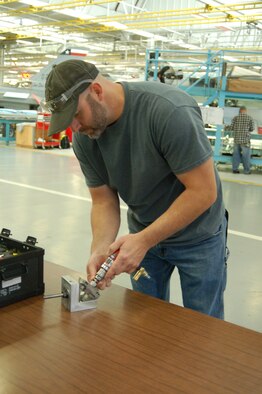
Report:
229,106,255,174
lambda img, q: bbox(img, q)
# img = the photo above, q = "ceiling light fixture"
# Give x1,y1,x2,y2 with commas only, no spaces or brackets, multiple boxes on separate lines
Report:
4,92,30,99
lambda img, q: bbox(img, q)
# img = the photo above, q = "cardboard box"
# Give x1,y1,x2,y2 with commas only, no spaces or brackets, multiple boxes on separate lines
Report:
16,123,36,148
227,78,262,94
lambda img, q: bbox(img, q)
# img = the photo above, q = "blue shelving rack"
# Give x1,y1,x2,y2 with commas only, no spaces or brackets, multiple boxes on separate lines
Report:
145,49,262,167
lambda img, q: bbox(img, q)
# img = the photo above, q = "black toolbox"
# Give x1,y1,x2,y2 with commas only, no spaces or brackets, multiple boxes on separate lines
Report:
0,228,45,307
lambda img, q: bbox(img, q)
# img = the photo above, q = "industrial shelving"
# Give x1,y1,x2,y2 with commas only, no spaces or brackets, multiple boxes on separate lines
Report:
145,49,262,168
0,109,37,145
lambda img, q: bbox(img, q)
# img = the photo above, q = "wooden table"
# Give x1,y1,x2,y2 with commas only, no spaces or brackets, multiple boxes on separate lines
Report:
1,262,261,394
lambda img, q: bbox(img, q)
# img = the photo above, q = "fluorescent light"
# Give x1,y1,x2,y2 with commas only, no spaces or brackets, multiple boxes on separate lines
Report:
224,56,239,61
113,65,126,70
41,36,65,44
16,39,35,45
127,29,154,38
103,22,127,29
20,0,44,6
68,36,89,42
4,92,30,99
56,9,92,19
178,43,201,49
126,29,169,42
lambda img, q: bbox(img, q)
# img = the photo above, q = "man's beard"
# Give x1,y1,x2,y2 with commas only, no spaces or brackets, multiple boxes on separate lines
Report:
79,94,108,139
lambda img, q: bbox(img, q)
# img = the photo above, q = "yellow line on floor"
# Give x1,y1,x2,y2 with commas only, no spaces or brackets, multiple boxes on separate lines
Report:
228,230,262,242
221,177,262,187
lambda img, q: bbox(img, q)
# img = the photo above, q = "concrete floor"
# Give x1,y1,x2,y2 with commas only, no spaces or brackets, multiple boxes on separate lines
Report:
0,144,261,332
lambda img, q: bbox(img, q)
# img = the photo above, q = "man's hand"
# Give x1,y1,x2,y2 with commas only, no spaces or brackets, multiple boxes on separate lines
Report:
87,233,150,289
87,251,112,290
104,233,150,281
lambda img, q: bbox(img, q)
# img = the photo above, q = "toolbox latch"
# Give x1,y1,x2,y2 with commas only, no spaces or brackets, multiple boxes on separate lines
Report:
1,228,12,237
25,236,37,246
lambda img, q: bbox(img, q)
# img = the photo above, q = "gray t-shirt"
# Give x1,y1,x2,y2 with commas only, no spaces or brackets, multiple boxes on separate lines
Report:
73,81,225,245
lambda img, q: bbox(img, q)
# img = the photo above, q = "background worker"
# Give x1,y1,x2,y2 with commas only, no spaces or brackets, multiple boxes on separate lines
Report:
229,106,255,174
44,59,229,319
157,65,170,83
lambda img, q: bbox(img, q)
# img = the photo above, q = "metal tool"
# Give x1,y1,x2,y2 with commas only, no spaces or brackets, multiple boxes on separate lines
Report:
81,250,119,300
43,292,66,299
44,251,151,312
43,251,119,311
133,267,151,281
61,276,97,312
75,251,151,300
43,276,97,312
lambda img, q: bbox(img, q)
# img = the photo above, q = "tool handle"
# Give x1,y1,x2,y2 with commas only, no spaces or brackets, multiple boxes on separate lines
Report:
43,292,66,299
90,250,119,287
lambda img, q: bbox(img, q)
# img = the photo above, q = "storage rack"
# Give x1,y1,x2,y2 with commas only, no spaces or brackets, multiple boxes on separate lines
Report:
145,49,262,167
0,110,37,145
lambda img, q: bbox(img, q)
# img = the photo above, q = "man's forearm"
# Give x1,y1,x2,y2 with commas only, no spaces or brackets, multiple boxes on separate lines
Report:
138,187,215,250
90,200,121,255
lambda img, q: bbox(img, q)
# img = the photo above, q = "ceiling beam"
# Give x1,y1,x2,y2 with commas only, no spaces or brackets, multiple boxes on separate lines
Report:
1,12,261,41
0,1,261,18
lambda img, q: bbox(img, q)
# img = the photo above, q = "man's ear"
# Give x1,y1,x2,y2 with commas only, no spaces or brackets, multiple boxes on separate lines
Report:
90,82,103,100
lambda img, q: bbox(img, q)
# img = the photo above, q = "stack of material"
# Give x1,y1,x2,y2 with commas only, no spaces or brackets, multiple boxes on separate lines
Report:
227,66,262,94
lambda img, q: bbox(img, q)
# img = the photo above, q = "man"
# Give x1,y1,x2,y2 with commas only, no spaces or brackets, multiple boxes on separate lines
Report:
44,59,228,319
229,106,255,174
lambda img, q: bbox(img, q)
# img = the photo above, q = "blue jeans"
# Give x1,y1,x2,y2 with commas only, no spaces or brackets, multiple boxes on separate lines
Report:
232,144,251,173
131,216,228,319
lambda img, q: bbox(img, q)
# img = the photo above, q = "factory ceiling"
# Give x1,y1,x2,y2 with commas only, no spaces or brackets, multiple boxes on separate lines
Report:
0,0,261,85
